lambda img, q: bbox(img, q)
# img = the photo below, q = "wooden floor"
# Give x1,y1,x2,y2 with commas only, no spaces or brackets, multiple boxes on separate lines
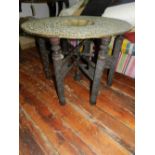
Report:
19,47,135,155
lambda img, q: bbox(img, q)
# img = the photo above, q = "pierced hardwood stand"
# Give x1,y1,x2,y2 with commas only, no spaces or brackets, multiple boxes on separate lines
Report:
49,36,123,105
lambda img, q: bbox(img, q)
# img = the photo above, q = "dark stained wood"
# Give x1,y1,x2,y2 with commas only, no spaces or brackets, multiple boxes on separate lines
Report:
90,37,111,104
20,48,135,155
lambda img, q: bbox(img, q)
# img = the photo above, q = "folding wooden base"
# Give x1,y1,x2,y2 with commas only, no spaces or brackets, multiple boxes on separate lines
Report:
38,36,123,105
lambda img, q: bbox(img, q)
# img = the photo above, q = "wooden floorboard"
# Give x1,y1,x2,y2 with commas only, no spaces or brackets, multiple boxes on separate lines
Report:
20,48,135,155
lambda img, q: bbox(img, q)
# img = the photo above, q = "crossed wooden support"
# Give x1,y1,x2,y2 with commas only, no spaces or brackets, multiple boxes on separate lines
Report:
38,36,123,105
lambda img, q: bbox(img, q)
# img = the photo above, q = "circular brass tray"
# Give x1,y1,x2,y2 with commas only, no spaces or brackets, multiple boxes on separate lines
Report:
21,16,133,39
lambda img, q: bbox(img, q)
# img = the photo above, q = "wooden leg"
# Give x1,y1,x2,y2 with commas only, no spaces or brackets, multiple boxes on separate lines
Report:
37,38,52,79
107,36,123,86
74,43,81,81
50,37,65,105
74,57,81,81
90,37,111,105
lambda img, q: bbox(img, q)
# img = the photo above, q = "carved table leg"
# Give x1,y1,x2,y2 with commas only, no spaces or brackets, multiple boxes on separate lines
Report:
90,37,111,105
107,36,123,86
74,58,81,81
74,43,81,81
50,37,65,105
37,37,52,79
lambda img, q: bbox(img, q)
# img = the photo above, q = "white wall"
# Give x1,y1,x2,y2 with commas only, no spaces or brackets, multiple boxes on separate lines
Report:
19,0,79,18
69,0,79,6
19,3,50,18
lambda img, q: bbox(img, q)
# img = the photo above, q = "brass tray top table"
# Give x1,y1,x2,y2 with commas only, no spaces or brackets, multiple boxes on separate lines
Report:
22,16,132,105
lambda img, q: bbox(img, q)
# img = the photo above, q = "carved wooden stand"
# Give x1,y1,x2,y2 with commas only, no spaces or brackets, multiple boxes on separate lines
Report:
49,36,123,105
